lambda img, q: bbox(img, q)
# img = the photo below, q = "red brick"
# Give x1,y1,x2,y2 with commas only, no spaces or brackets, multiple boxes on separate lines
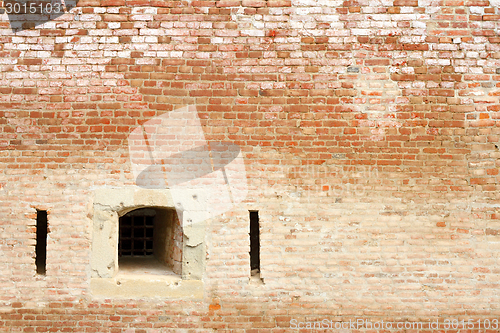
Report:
242,0,266,6
393,0,418,5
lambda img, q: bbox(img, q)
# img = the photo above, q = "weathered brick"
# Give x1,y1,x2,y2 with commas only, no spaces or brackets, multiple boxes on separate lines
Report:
1,1,500,332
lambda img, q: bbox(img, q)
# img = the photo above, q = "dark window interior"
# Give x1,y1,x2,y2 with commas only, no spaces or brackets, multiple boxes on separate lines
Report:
36,210,47,275
250,211,260,271
119,212,154,257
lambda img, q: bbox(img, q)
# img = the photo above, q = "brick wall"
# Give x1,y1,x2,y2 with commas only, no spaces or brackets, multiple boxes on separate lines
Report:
0,0,499,331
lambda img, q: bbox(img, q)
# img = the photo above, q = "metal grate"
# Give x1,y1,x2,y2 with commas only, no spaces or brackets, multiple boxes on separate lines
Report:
118,213,154,257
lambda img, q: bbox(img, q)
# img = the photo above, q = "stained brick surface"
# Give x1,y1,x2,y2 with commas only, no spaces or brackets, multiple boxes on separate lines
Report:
0,0,500,331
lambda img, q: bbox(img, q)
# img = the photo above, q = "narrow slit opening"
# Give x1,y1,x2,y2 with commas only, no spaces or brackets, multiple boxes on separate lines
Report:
36,210,47,275
249,211,260,274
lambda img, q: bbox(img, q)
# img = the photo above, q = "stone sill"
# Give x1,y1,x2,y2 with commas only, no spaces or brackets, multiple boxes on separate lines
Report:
90,276,203,299
90,257,203,299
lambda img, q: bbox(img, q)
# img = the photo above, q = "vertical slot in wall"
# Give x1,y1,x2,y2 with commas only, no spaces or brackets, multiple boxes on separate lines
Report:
249,211,260,272
36,210,47,275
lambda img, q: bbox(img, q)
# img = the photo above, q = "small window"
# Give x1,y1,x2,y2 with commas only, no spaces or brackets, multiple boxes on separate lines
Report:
250,211,260,273
118,208,182,276
36,210,48,275
91,188,205,299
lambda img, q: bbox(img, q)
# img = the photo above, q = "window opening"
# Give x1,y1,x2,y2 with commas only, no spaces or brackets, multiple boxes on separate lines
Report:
118,208,182,276
249,211,260,272
36,210,47,275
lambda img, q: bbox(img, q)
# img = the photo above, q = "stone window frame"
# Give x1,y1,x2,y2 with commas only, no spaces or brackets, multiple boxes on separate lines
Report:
90,187,204,299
